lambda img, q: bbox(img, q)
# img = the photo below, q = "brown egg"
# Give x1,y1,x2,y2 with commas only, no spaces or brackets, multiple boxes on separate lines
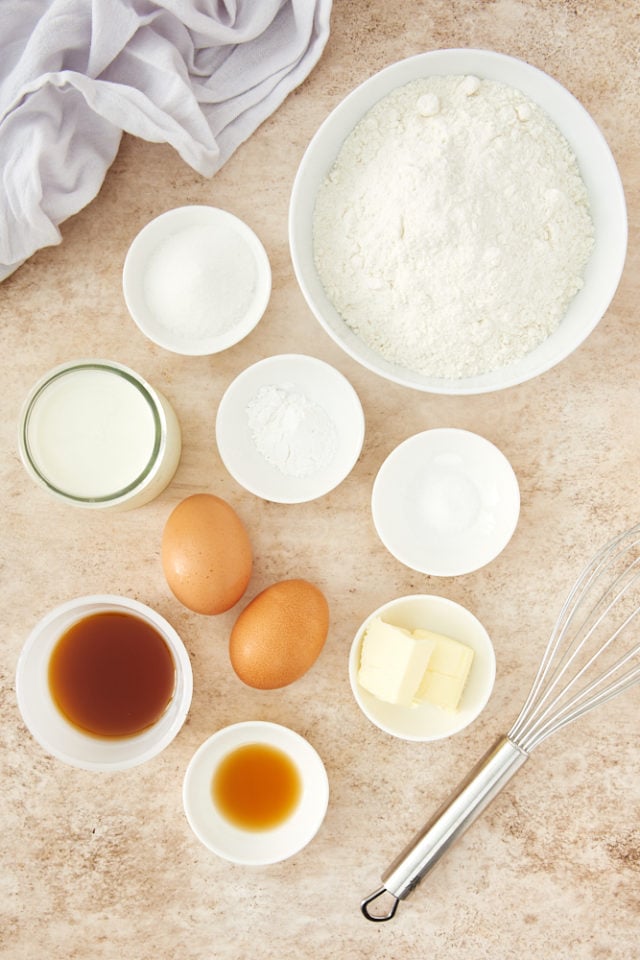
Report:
229,579,329,689
161,494,252,615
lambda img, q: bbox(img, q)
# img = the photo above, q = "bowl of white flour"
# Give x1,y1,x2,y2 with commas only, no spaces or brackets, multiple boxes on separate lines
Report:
289,49,627,394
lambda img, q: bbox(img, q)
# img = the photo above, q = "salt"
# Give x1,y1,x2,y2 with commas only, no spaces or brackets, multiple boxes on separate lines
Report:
143,224,257,341
246,383,337,478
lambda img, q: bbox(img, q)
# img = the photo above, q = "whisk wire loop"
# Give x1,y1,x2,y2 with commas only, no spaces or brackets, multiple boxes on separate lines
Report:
522,654,640,751
514,569,640,750
507,531,615,743
509,524,640,753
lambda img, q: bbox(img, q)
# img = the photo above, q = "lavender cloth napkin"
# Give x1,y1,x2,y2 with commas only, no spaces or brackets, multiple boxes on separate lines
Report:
0,0,332,281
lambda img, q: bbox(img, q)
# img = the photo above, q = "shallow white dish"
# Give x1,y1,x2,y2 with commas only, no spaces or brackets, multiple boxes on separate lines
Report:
215,354,365,503
182,721,329,865
349,594,496,741
123,205,271,356
15,595,193,771
289,48,627,394
372,429,520,576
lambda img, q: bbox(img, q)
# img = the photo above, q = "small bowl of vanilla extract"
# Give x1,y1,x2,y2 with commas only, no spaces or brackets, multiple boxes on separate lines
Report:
16,594,193,771
182,721,329,865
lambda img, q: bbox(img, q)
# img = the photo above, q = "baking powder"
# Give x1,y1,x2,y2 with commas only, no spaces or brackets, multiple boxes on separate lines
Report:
313,75,594,378
246,383,337,478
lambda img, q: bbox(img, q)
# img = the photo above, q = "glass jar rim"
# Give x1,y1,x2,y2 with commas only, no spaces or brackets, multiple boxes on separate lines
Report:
19,360,165,505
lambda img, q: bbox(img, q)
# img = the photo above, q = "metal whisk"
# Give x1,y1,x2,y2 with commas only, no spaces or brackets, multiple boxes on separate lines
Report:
361,522,640,921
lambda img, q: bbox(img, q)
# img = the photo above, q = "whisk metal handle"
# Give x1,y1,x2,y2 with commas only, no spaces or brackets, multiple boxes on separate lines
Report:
361,736,529,921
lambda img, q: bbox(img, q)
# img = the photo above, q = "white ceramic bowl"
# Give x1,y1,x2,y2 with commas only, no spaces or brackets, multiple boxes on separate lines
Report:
372,429,520,576
349,594,496,741
15,595,193,771
123,205,271,356
215,354,365,503
289,48,627,394
182,721,329,865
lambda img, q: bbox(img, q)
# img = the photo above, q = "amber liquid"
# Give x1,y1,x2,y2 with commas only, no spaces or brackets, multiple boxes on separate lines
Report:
48,611,175,738
212,743,302,831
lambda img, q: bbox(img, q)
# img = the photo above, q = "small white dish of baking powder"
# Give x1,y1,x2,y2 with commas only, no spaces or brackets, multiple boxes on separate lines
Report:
123,206,271,356
215,354,365,503
372,428,520,576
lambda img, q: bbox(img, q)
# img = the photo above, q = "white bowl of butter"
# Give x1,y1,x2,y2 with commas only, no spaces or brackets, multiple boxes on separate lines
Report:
349,594,496,741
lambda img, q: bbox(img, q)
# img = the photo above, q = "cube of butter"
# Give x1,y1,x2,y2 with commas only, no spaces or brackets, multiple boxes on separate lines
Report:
412,629,474,711
358,617,436,707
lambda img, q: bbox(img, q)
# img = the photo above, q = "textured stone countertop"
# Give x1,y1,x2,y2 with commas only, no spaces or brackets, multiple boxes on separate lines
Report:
2,2,639,958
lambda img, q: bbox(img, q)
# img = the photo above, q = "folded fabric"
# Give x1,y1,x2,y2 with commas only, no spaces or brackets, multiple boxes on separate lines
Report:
0,0,332,281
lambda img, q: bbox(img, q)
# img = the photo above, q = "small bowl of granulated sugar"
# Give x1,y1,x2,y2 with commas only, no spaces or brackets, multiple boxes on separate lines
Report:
290,48,627,394
123,206,271,356
215,354,365,503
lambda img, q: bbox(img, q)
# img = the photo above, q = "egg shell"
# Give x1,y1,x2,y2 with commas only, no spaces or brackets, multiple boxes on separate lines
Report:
229,579,329,689
161,493,253,615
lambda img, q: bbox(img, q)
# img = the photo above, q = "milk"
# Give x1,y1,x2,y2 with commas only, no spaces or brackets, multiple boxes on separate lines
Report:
20,361,181,509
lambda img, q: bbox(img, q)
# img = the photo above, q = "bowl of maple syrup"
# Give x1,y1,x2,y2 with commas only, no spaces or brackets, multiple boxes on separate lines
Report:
182,721,329,865
16,594,193,771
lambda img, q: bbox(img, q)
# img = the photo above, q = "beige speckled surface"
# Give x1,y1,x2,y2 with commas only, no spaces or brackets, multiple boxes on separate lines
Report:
2,2,640,958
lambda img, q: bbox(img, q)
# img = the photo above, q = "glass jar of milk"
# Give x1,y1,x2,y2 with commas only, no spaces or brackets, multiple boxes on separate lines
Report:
18,360,181,510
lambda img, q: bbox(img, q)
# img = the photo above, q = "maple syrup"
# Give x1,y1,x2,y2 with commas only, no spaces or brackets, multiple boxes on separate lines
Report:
212,743,302,831
48,611,175,738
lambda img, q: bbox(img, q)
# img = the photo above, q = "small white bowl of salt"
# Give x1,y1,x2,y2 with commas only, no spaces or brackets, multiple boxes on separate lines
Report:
215,354,365,503
123,206,271,355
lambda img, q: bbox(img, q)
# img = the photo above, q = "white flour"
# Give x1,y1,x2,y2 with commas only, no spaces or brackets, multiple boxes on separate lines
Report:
246,383,337,477
313,75,594,378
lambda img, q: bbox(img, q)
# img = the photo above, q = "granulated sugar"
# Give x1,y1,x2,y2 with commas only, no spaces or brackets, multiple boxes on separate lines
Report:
143,224,257,341
313,75,594,379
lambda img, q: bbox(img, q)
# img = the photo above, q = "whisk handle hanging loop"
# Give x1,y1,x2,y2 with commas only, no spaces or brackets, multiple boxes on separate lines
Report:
361,736,529,921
